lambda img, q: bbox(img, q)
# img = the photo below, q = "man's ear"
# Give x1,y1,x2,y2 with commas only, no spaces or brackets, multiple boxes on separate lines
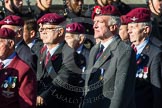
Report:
58,28,65,36
30,30,36,39
8,39,15,49
144,26,151,34
79,34,85,44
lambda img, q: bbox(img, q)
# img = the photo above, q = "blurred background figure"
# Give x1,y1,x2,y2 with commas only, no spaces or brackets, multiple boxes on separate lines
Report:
65,22,91,71
112,0,131,15
0,0,33,20
146,0,162,42
34,0,53,19
23,19,38,49
63,0,83,18
94,0,131,15
119,15,130,43
63,0,95,45
94,0,113,6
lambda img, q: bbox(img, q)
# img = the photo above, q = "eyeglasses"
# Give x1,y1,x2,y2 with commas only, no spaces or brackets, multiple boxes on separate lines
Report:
39,27,61,32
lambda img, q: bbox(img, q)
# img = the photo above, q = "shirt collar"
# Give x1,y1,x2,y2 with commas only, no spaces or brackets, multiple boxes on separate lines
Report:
101,36,116,51
2,52,16,68
27,39,36,48
76,45,83,54
136,38,149,54
47,43,61,56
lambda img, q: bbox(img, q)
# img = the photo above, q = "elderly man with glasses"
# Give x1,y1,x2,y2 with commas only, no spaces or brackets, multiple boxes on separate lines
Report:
36,13,85,108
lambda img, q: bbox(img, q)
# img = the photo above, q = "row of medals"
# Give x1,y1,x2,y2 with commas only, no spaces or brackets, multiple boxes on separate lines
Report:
1,76,17,89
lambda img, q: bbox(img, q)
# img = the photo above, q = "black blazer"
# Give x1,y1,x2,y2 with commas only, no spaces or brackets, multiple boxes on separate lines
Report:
15,40,37,73
37,43,85,108
135,41,162,108
83,36,137,108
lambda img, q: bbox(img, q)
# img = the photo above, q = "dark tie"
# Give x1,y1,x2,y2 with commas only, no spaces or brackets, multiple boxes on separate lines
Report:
0,62,4,69
131,44,137,53
95,44,104,62
45,51,51,66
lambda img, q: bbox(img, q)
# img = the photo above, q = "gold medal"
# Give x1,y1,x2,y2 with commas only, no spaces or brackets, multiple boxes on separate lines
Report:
11,83,16,88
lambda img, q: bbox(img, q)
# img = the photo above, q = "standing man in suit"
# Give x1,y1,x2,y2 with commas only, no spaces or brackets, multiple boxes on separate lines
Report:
127,7,162,108
82,5,137,108
0,15,37,73
36,13,85,108
65,22,92,69
0,28,37,108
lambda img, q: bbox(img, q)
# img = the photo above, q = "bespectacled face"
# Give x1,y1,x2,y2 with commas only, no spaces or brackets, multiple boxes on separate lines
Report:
66,0,83,15
40,24,62,44
128,23,146,46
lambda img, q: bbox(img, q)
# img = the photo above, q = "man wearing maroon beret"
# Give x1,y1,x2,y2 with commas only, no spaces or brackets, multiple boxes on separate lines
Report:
0,28,37,108
65,22,92,65
127,7,162,108
119,15,130,42
0,15,37,73
82,5,136,108
36,13,86,108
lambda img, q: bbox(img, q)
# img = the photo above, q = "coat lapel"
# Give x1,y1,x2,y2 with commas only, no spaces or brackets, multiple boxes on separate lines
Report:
46,43,64,78
37,49,46,80
87,44,100,68
93,37,120,68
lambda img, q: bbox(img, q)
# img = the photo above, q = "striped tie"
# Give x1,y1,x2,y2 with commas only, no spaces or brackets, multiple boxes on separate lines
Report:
95,44,104,62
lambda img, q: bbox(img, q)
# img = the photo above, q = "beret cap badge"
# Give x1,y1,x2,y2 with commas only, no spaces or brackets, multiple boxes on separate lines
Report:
94,6,102,15
130,16,139,22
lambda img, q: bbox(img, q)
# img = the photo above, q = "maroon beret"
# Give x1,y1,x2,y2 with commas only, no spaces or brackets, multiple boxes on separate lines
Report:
0,28,16,39
92,5,121,19
37,13,65,25
120,15,129,25
0,15,24,26
126,8,151,23
66,22,85,34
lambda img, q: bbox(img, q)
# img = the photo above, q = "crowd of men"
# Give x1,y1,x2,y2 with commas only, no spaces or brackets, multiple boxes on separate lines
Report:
0,0,162,108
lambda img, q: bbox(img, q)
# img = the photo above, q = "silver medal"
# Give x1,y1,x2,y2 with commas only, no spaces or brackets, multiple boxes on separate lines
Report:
139,73,143,78
4,83,8,88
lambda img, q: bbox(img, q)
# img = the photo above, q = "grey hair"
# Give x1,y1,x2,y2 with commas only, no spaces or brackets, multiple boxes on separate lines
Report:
139,22,152,35
139,22,152,28
108,16,121,27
